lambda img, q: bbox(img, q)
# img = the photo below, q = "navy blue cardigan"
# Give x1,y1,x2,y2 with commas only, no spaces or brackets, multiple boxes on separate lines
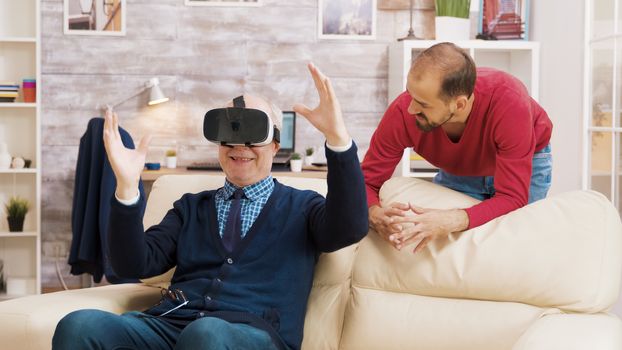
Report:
108,143,368,350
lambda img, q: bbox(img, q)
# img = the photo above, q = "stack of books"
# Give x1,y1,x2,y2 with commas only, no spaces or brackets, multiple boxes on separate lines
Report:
0,82,19,102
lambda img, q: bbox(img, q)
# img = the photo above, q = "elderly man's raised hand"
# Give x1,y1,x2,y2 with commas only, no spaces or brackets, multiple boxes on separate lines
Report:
293,63,351,147
102,110,152,200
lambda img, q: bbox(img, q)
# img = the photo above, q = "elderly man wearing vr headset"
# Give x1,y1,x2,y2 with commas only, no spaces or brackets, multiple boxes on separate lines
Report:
52,63,368,350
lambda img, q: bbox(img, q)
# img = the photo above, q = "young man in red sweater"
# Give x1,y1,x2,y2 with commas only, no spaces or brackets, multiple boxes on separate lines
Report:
362,42,553,253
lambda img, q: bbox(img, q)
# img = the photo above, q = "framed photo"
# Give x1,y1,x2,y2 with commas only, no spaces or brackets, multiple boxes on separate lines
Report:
318,0,377,40
185,0,262,6
477,0,530,40
64,0,126,36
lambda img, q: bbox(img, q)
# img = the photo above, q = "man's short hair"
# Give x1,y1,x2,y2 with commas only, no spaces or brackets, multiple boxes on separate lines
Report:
411,42,477,102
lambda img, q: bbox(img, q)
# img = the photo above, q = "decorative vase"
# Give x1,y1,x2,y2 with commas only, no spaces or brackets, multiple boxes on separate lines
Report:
165,156,177,169
435,16,470,41
7,216,24,232
290,159,303,172
11,157,25,169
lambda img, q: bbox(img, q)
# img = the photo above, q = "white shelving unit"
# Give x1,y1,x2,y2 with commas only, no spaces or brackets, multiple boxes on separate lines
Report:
388,40,540,177
0,0,41,298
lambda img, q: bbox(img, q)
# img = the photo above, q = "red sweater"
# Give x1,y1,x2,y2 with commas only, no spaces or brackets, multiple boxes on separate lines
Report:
362,68,553,229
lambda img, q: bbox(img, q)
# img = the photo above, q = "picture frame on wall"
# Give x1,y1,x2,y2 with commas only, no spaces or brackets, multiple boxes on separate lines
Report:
477,0,530,40
64,0,126,36
185,0,262,6
318,0,377,40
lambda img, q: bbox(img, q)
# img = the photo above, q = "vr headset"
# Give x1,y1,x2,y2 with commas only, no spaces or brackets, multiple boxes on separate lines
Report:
203,95,280,147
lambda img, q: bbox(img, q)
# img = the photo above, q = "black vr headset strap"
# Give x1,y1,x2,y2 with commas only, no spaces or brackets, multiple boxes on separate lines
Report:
273,127,280,143
229,95,280,145
233,95,245,108
221,95,247,147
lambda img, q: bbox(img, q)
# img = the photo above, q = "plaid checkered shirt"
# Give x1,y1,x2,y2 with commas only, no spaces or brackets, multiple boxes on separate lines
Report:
215,175,275,238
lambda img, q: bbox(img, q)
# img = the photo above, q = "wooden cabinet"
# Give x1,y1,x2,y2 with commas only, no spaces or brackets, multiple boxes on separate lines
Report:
388,40,540,177
0,0,40,299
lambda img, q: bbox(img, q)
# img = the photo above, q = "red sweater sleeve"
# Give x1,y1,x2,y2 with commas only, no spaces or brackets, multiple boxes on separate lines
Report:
464,93,534,229
361,94,413,207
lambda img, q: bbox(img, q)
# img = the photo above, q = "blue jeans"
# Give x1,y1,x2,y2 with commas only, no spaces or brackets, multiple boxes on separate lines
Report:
433,144,552,203
52,310,278,350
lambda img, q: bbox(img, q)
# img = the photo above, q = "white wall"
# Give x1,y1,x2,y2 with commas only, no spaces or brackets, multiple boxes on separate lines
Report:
531,0,584,196
532,0,622,318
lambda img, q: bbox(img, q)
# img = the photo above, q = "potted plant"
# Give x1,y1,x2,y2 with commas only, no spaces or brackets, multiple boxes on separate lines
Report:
290,152,303,172
304,147,315,166
165,149,177,169
5,196,29,232
434,0,471,41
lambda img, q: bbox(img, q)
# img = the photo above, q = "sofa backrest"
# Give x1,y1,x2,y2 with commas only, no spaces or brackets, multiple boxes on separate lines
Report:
141,174,329,285
143,174,328,228
302,176,622,349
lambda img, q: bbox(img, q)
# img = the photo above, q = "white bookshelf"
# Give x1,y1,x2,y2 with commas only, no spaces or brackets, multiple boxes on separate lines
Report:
388,40,540,177
0,0,41,298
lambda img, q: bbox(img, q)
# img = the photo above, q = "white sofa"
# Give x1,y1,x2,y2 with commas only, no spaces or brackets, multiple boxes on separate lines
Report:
0,174,620,350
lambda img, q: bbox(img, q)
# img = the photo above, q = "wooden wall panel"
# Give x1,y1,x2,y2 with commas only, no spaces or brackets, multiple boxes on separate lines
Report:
40,0,435,289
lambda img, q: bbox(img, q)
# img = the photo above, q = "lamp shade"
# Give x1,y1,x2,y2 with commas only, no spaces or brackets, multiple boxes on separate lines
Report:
148,83,169,106
103,77,169,112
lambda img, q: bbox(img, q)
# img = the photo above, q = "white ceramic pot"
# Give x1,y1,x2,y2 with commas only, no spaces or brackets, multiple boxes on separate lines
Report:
435,16,470,42
165,156,177,169
290,159,303,172
304,154,314,166
6,277,35,296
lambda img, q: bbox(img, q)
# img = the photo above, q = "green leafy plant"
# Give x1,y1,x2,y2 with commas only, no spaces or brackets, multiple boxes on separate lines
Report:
165,149,176,157
435,0,470,18
290,152,301,160
5,196,29,219
305,147,314,156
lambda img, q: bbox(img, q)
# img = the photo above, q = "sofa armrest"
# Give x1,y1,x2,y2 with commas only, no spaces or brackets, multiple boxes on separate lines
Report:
0,284,161,350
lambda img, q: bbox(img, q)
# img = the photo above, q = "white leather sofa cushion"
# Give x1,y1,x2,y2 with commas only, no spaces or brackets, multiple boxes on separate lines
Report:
340,287,556,350
362,177,622,313
513,313,622,350
0,284,160,350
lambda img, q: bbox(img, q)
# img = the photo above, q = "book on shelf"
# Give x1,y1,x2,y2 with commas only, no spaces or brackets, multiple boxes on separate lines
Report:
409,152,438,172
0,83,19,102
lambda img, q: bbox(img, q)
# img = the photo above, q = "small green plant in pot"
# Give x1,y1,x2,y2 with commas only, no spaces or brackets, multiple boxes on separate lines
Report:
304,147,315,166
5,196,29,232
435,0,471,41
435,0,470,19
290,152,303,172
165,149,177,169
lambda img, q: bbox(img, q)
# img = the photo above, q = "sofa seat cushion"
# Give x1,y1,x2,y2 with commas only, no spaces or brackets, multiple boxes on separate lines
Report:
0,284,160,350
339,287,556,350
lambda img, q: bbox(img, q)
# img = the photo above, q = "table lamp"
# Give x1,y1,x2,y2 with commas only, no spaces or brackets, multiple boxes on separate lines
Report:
103,77,169,113
398,0,421,41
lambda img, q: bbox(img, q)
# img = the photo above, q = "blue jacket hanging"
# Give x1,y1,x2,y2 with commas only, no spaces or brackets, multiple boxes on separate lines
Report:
68,117,144,283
